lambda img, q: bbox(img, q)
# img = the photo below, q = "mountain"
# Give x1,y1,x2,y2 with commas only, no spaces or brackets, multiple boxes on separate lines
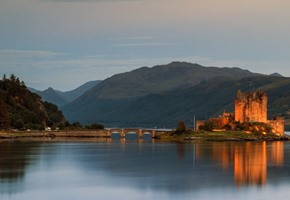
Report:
78,62,261,100
270,73,284,77
102,76,290,128
58,80,101,103
63,74,290,128
0,75,65,130
62,62,268,127
28,87,39,94
38,87,68,107
30,80,101,107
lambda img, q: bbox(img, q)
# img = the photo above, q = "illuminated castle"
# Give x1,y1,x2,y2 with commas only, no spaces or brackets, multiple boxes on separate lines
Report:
196,90,284,135
234,90,267,123
234,90,284,135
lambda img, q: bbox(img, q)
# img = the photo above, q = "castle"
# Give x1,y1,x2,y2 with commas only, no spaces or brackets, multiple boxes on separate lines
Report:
196,90,284,135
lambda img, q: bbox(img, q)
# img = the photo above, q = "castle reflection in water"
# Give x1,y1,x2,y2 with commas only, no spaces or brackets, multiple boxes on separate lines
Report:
194,142,284,187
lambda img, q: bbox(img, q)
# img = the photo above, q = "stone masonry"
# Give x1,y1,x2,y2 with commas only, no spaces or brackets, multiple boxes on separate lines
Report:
234,90,267,123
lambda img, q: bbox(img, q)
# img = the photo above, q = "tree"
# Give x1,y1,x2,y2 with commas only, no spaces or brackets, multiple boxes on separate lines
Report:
0,74,67,130
85,123,104,130
71,122,82,129
175,121,186,134
0,96,9,129
199,120,214,131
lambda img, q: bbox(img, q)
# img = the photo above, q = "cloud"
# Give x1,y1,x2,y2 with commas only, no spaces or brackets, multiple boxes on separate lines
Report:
109,36,156,40
44,0,148,2
112,43,176,47
109,36,177,47
81,55,107,59
0,50,65,59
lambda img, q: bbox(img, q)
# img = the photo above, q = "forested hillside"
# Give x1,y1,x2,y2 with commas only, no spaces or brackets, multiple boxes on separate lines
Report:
0,75,65,130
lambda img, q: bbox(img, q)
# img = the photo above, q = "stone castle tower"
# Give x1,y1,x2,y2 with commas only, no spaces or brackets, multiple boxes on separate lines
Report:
234,90,284,135
196,90,284,135
234,90,268,123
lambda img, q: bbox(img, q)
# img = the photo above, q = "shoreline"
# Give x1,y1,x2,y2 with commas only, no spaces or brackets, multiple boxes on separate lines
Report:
0,130,109,139
1,130,290,142
160,130,290,142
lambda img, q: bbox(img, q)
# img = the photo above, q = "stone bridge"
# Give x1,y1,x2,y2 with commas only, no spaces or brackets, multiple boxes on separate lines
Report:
44,129,171,139
106,128,170,138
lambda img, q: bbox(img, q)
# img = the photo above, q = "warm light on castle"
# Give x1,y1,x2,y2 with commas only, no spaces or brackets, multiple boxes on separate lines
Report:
235,90,268,123
197,90,285,135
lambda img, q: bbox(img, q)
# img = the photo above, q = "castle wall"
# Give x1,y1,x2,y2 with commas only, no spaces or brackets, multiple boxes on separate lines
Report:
234,101,245,123
248,100,267,123
267,117,285,135
196,120,206,130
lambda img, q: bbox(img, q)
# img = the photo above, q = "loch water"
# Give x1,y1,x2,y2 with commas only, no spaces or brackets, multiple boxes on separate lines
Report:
1,137,290,200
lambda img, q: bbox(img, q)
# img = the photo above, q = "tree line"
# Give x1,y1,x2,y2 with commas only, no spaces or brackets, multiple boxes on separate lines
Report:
0,74,104,131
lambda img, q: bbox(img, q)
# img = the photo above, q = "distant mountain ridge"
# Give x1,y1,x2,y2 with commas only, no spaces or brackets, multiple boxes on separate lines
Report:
63,75,290,129
57,80,101,102
30,80,101,107
80,62,262,100
38,87,68,107
270,73,283,77
61,62,271,127
29,61,289,129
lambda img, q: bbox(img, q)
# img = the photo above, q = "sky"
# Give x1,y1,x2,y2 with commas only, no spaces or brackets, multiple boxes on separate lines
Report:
1,0,290,91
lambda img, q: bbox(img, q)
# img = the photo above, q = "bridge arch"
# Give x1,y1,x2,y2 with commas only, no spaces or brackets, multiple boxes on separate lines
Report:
106,128,156,138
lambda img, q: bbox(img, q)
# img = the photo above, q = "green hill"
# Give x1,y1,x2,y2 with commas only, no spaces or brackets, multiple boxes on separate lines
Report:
64,76,288,128
62,62,271,128
75,62,260,101
0,75,65,130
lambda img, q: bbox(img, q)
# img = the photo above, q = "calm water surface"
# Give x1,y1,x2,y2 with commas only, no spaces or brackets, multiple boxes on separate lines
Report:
1,137,290,200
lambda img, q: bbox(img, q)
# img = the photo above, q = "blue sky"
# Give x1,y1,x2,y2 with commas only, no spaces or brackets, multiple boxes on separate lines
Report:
1,0,290,91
